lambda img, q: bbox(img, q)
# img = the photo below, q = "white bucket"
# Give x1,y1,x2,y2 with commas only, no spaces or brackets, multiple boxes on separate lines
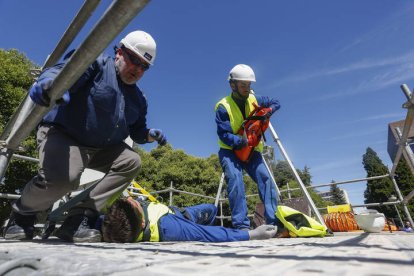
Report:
354,210,385,233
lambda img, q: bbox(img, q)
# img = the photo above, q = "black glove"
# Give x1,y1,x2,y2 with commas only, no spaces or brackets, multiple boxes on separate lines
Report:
234,137,248,150
262,107,273,119
149,129,167,146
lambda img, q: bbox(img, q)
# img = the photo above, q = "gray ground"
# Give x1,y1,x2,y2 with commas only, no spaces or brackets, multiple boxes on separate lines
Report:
0,232,413,275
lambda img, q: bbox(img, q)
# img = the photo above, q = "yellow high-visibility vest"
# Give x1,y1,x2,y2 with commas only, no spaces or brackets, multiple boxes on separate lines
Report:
215,93,263,152
136,202,173,242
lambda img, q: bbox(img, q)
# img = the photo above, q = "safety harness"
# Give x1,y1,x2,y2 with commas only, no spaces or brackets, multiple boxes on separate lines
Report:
234,103,272,162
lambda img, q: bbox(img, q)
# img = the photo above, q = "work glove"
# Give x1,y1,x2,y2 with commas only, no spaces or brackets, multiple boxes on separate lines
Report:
248,224,277,240
234,137,248,150
149,129,167,146
29,77,70,107
261,107,273,119
56,91,71,106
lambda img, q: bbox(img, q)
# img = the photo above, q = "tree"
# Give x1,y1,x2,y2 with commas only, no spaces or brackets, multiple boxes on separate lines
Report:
394,158,414,220
362,147,395,217
134,145,264,227
135,145,224,206
0,49,39,225
298,165,311,186
272,160,294,186
330,182,345,205
270,160,331,211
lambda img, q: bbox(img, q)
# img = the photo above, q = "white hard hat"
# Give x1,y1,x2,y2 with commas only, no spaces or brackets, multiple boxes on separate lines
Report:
228,64,256,82
120,30,156,65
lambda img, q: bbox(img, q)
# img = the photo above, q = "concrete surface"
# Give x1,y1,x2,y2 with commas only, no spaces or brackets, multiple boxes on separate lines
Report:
0,232,413,275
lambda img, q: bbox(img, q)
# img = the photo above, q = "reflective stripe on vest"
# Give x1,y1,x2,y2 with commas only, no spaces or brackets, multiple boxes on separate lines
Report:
276,205,327,237
215,93,263,152
136,202,173,242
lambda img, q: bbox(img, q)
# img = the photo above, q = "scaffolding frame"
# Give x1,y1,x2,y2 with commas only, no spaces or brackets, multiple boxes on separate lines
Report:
0,1,413,232
0,0,150,182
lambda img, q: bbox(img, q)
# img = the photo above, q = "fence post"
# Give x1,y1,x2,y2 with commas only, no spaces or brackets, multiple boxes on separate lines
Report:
169,181,173,206
219,200,224,226
287,182,291,199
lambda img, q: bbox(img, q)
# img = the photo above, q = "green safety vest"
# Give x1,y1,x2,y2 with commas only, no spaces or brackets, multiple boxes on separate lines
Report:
276,206,328,237
215,93,263,152
136,202,173,242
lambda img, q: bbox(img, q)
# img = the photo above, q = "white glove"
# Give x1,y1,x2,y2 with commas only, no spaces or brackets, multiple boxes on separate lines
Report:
248,224,277,240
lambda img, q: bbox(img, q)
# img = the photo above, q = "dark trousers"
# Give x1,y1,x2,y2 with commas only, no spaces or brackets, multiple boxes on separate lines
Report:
13,125,141,215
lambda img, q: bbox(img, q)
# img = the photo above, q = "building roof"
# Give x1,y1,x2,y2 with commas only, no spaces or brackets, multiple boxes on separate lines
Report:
1,232,413,275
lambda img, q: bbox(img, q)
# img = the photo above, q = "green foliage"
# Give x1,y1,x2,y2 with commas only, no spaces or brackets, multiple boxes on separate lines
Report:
0,49,39,225
297,166,311,186
134,145,263,225
273,161,312,187
394,158,414,220
272,160,328,207
362,147,395,217
0,49,36,129
272,160,294,185
330,183,346,205
279,179,329,209
135,145,222,206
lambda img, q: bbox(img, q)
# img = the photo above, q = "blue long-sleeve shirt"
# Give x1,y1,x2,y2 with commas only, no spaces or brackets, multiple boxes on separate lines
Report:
40,54,150,147
159,213,249,242
215,94,280,149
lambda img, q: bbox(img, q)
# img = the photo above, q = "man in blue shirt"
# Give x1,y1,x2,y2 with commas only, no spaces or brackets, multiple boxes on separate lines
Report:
102,197,277,243
215,64,280,230
4,30,167,243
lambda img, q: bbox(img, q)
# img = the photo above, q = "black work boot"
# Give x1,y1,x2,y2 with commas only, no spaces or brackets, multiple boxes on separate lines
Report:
3,212,36,240
55,208,101,243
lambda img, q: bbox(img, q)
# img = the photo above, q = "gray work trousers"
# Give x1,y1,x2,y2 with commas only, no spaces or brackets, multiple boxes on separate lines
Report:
13,125,141,215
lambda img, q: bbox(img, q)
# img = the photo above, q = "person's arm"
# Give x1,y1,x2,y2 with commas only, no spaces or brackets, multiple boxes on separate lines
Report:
256,95,280,115
30,52,101,106
40,52,101,93
159,214,249,242
215,105,247,150
128,93,167,145
129,117,150,144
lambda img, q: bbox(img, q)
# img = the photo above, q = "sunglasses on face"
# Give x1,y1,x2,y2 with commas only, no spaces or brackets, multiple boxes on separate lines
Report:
121,47,150,71
237,81,251,87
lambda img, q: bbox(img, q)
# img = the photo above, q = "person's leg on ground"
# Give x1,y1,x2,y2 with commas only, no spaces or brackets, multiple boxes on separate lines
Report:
183,204,218,225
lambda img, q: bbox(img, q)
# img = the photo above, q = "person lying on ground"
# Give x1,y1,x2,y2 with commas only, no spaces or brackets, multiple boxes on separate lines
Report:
101,197,277,243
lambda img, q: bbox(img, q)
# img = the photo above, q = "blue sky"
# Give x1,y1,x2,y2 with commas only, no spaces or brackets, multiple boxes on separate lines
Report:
1,0,413,205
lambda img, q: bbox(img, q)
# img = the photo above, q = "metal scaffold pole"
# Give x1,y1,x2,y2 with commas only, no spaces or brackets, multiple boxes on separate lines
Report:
0,0,101,143
267,122,326,226
387,84,414,227
0,0,150,182
215,173,225,207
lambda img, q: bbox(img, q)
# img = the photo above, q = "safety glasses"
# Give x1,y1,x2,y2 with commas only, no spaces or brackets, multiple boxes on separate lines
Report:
121,47,150,71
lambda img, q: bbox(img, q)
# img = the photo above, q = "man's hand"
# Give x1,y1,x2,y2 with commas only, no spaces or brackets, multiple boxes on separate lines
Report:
234,137,248,150
149,129,167,146
248,224,277,240
29,78,53,106
261,107,273,119
29,77,70,106
56,91,70,106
